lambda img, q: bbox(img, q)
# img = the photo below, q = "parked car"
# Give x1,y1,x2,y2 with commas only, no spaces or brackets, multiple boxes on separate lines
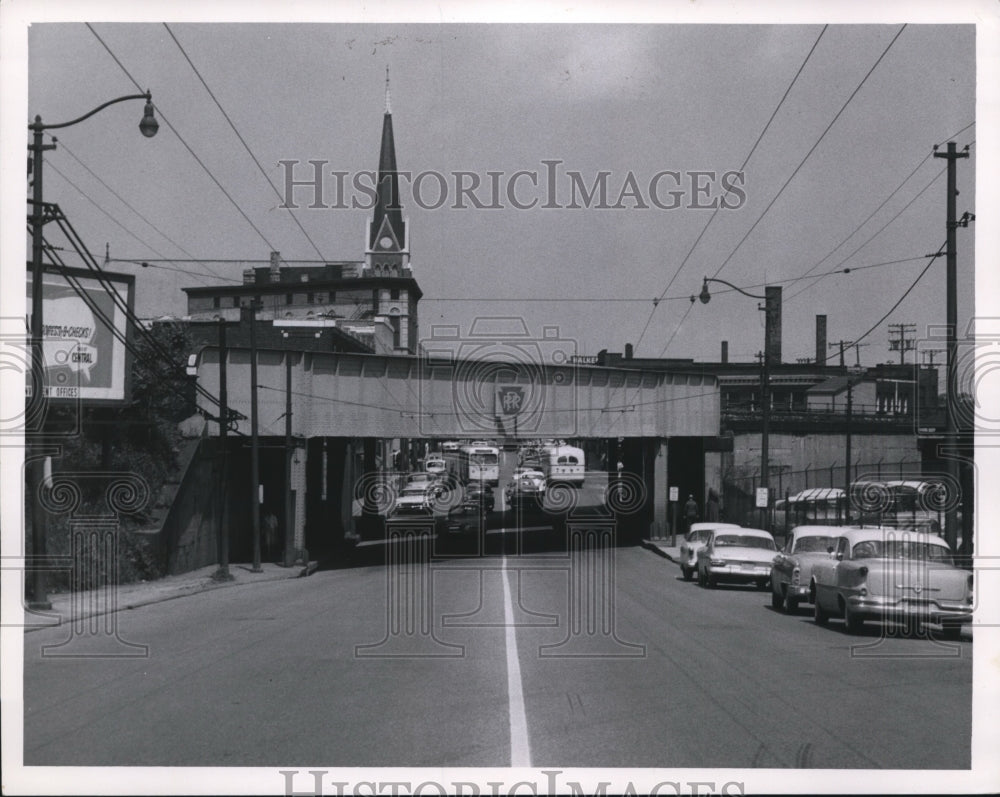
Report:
679,522,740,581
504,469,547,508
696,528,777,589
811,527,972,638
770,525,843,611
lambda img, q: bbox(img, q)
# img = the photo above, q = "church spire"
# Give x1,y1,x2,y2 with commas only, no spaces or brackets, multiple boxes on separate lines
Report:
369,69,405,251
385,65,392,114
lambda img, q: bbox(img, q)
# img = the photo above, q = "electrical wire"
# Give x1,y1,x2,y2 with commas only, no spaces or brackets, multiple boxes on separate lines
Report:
632,24,829,353
162,23,327,262
86,23,280,255
707,25,907,286
50,134,230,282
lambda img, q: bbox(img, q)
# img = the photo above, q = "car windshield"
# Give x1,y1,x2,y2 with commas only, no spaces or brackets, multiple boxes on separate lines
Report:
687,529,713,544
471,453,499,465
715,534,775,550
401,486,427,496
793,536,837,553
851,540,954,563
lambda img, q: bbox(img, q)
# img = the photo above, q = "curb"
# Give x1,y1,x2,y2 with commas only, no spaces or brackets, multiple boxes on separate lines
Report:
641,539,678,563
24,565,306,633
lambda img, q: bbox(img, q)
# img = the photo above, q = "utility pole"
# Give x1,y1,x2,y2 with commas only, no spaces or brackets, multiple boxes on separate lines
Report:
283,353,294,567
829,340,847,368
214,318,232,581
829,340,870,368
249,298,262,573
934,141,969,553
888,323,917,365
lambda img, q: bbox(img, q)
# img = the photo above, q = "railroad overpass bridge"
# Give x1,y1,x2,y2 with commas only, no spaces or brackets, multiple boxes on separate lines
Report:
185,346,721,565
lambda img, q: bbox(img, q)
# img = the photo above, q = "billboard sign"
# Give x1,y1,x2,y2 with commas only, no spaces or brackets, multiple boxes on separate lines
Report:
25,267,134,405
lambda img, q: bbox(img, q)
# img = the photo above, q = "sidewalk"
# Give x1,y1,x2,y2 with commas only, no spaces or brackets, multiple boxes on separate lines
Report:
24,560,315,632
642,537,682,563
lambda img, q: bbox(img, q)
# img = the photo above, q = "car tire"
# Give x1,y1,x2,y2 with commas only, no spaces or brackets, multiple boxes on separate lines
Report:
785,596,799,614
940,622,963,641
814,599,830,626
682,566,693,582
756,578,769,591
771,589,784,609
706,575,717,589
844,604,864,635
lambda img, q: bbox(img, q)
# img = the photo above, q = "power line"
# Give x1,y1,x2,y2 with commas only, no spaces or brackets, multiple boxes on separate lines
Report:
632,24,829,353
783,163,946,304
651,24,907,362
816,240,946,365
50,134,230,282
86,23,280,255
43,158,175,263
418,254,932,304
109,258,245,284
707,25,907,285
162,23,327,262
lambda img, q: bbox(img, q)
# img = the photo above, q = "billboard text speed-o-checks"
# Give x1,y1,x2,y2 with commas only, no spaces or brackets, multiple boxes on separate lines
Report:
25,268,134,405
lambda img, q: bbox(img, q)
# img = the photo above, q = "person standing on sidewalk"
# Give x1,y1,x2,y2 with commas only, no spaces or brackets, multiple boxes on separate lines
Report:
683,494,700,537
706,488,721,522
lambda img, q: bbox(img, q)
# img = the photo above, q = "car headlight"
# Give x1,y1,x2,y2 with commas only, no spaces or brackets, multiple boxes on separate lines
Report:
709,559,726,567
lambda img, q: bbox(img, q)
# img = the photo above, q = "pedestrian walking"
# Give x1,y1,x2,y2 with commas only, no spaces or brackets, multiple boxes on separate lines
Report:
684,494,700,536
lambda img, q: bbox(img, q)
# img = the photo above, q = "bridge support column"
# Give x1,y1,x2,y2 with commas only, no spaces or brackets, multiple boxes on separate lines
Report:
653,439,668,540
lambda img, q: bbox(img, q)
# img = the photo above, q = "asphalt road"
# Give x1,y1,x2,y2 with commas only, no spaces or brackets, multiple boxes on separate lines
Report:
23,533,971,769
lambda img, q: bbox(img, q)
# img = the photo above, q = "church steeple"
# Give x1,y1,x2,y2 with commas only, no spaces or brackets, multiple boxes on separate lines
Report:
369,67,405,252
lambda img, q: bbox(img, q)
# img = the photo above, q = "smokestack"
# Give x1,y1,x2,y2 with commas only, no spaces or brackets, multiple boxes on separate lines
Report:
624,342,634,360
815,314,827,366
765,286,782,366
721,341,729,364
269,251,281,282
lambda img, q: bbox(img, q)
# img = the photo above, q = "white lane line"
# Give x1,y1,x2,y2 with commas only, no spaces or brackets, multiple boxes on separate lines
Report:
502,554,531,767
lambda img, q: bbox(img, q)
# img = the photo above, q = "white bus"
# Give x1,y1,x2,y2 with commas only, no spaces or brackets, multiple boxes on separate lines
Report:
521,443,585,487
445,443,500,486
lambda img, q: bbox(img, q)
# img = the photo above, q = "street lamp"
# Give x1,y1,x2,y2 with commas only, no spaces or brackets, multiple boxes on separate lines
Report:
26,91,158,609
697,276,781,531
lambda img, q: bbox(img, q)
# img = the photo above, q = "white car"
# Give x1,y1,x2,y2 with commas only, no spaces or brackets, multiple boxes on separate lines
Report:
696,528,777,590
679,522,740,581
505,469,547,508
770,525,843,611
424,457,446,475
811,527,972,638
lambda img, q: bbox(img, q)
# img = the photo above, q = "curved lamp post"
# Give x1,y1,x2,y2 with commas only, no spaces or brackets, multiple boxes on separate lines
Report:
26,92,158,609
697,276,779,532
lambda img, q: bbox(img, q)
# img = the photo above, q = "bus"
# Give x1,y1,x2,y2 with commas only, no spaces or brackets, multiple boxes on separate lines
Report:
445,443,501,486
521,443,586,487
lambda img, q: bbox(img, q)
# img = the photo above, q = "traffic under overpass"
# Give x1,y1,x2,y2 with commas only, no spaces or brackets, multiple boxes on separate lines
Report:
189,346,722,561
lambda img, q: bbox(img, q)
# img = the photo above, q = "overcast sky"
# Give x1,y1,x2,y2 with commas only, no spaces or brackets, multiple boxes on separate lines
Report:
9,8,983,369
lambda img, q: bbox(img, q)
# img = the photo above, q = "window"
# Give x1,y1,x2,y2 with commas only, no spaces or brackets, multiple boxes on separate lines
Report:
213,296,221,309
390,288,400,300
232,296,240,307
307,292,315,304
286,293,294,305
390,316,401,348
